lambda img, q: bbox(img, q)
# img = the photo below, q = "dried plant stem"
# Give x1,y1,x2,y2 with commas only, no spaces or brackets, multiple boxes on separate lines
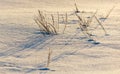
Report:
87,10,98,25
105,6,115,19
34,18,43,31
34,10,58,35
75,13,91,38
63,13,68,34
51,14,55,26
94,15,107,35
57,12,60,32
47,48,52,67
62,15,65,23
36,17,50,33
48,23,57,34
74,0,79,13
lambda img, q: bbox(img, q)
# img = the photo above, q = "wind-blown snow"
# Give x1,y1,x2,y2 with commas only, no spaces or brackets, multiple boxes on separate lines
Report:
0,0,120,74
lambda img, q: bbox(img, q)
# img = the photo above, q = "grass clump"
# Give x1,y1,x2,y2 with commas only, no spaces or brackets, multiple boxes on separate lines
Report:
34,10,58,35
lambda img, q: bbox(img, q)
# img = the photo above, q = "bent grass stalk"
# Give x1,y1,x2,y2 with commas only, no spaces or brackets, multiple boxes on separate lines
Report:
104,6,115,19
94,15,107,35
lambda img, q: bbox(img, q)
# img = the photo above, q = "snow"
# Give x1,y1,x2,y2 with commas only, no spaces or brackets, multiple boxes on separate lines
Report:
0,0,120,74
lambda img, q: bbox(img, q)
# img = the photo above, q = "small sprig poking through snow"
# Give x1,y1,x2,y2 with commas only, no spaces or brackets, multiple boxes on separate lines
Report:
46,48,52,68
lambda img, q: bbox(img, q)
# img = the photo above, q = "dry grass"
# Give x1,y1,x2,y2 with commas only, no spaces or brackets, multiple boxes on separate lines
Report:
74,0,80,13
94,15,107,35
34,6,108,45
34,10,71,35
46,48,52,67
75,13,92,39
100,6,115,22
34,10,58,35
57,12,60,32
75,9,108,42
86,10,98,25
63,13,68,34
105,6,115,19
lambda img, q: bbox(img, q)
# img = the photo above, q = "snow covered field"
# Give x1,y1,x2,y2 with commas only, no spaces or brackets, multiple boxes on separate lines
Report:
0,0,120,74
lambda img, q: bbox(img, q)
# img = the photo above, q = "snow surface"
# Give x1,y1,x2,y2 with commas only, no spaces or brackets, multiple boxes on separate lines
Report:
0,0,120,74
